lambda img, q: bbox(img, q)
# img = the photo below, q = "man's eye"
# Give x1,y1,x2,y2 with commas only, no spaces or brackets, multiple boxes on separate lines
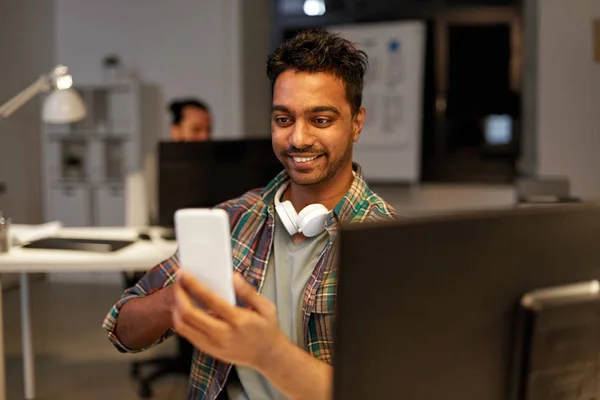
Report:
276,117,292,124
314,118,330,125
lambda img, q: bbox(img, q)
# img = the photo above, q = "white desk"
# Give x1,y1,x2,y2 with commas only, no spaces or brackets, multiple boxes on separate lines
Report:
0,227,177,400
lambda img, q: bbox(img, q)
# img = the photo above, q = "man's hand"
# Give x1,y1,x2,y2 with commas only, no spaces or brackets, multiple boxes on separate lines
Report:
172,271,288,371
173,271,334,400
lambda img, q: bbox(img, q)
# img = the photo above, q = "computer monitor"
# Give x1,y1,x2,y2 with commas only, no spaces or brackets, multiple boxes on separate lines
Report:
334,204,600,400
158,139,283,228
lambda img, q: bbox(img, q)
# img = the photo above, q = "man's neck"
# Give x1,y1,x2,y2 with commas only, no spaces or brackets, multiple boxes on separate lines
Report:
285,165,355,212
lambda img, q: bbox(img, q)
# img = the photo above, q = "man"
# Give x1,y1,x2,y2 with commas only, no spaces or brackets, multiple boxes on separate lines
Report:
103,30,397,399
169,98,212,142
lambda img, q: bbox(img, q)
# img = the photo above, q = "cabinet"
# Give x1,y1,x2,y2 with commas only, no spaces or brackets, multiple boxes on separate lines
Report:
46,186,91,227
94,185,126,227
40,80,142,227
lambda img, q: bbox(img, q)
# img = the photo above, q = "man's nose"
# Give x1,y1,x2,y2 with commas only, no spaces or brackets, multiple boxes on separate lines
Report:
289,120,315,149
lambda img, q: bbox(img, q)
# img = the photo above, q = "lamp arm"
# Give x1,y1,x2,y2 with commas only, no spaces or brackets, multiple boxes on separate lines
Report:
0,76,51,119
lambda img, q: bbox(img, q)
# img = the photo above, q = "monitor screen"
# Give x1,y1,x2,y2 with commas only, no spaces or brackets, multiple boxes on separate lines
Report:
484,114,513,145
158,139,283,228
335,205,600,400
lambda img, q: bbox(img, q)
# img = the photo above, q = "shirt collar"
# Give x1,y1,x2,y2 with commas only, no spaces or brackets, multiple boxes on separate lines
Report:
261,162,370,227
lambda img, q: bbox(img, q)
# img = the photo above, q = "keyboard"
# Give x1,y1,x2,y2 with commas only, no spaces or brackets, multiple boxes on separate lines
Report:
22,237,135,253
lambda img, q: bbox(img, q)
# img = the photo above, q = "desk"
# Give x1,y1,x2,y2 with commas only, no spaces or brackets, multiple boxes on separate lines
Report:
0,226,177,400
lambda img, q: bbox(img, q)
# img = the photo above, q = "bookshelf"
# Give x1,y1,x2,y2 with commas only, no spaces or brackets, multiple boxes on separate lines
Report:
40,79,142,227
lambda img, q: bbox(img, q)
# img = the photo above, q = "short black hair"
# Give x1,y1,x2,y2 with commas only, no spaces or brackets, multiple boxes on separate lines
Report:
266,29,368,115
168,98,210,125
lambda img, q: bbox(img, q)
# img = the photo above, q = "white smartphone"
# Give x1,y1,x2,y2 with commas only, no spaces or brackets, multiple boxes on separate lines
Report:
174,208,236,305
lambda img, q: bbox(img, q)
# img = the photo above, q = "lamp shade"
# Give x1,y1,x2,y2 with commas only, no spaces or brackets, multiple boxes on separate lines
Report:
42,89,87,124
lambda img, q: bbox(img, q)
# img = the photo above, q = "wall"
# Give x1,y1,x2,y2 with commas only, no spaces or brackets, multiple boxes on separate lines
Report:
241,0,273,138
528,0,600,199
0,0,54,224
520,0,539,176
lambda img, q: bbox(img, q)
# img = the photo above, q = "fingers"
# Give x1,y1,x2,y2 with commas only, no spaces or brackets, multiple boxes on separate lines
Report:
176,270,272,321
233,272,272,315
177,271,238,321
172,281,227,337
173,311,213,352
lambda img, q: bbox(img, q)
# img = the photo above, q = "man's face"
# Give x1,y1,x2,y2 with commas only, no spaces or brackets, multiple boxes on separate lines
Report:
171,106,211,142
271,70,365,186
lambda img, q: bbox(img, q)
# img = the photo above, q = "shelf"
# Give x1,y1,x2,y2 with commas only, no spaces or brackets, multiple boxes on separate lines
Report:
52,180,126,189
77,80,138,92
98,180,125,187
47,132,87,139
42,77,143,228
51,183,91,192
54,178,88,185
47,131,133,140
97,134,132,140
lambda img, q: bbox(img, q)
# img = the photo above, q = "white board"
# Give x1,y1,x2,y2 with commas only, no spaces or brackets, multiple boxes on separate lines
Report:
330,21,426,183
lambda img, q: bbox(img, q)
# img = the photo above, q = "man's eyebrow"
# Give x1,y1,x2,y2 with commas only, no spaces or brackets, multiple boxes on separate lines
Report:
309,106,341,116
271,105,342,116
271,105,291,113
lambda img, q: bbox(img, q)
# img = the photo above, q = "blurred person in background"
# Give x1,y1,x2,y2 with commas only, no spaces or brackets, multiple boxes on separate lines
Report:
142,97,214,225
169,98,212,142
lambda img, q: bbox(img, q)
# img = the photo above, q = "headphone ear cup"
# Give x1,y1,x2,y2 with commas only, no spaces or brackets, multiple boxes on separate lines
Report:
276,200,299,236
297,204,329,237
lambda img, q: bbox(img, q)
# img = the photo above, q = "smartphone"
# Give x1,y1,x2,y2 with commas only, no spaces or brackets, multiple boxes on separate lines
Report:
174,208,236,305
513,280,600,400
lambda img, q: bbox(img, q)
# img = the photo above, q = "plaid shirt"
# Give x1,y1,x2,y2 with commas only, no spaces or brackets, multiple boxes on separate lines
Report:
103,163,397,399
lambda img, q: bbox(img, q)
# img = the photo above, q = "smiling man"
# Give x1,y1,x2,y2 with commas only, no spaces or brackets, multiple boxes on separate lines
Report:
103,30,398,400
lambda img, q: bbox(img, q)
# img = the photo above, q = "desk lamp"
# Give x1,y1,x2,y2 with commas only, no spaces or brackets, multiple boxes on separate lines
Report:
0,65,87,247
0,65,87,123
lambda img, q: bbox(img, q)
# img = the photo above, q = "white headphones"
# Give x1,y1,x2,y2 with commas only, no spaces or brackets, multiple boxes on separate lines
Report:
274,182,329,238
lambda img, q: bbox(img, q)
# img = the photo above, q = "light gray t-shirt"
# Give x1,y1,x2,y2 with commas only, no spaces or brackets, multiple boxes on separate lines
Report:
226,213,329,400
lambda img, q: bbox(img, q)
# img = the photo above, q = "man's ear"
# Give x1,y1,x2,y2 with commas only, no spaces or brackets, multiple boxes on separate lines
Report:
352,107,366,142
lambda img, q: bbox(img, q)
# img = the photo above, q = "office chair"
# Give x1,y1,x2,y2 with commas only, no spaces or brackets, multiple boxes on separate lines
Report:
123,271,193,398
